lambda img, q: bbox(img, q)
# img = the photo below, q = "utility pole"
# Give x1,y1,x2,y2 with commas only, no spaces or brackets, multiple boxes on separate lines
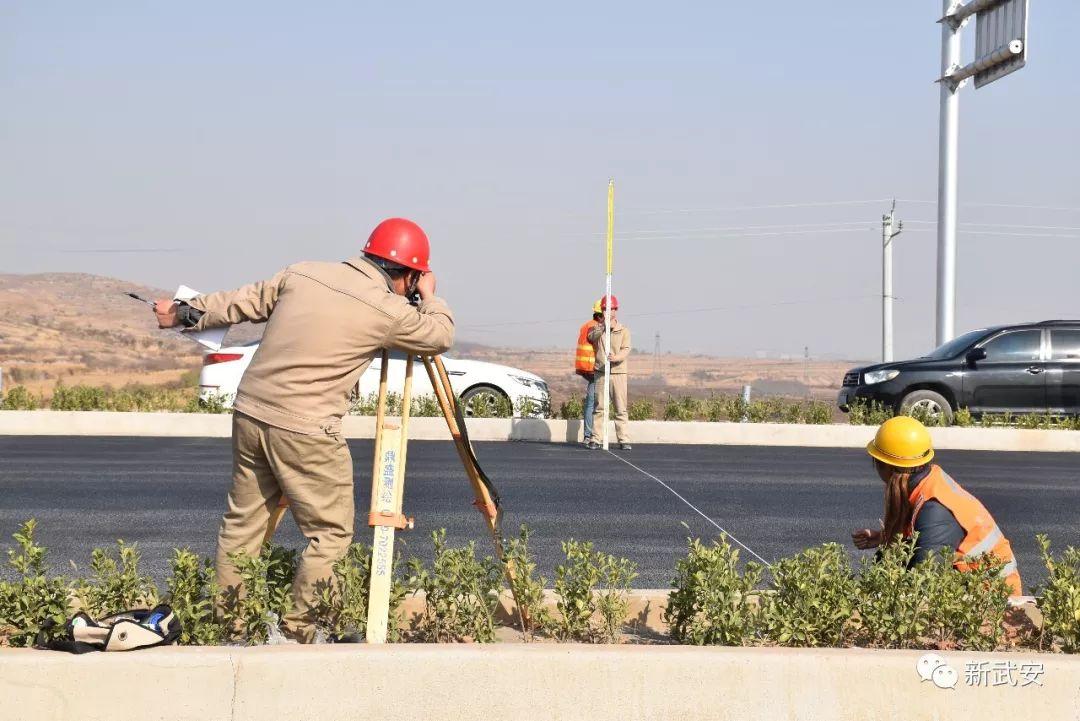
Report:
803,346,810,387
934,0,1029,345
882,201,902,363
653,332,662,378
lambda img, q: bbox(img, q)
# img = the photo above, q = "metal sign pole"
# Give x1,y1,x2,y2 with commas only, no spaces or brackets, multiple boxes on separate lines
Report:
936,0,962,346
933,0,1029,346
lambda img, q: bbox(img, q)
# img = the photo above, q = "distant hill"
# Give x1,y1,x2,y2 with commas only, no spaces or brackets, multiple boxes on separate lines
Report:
0,273,258,395
0,272,855,404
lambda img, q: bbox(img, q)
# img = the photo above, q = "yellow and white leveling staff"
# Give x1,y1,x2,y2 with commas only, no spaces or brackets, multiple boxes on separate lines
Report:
365,348,414,643
602,178,615,450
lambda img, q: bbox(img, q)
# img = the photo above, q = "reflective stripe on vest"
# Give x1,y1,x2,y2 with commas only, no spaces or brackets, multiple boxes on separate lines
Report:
906,465,1022,597
575,321,597,373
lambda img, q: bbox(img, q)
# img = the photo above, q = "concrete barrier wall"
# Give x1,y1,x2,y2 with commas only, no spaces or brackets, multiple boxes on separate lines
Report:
2,411,1079,452
1,643,1076,721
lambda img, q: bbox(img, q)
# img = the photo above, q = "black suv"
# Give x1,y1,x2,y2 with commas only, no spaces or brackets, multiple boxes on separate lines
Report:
838,320,1080,423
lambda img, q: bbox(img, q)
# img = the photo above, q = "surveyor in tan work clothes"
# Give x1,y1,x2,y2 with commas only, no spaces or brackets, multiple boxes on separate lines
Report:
587,294,631,450
151,218,453,643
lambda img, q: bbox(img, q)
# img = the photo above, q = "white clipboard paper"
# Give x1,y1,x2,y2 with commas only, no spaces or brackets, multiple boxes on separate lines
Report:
174,285,228,351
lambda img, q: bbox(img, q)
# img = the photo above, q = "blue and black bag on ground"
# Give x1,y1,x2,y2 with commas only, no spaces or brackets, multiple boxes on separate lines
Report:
35,605,182,653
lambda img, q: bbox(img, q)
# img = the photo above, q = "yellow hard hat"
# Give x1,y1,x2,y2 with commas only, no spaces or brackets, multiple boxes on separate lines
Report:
592,300,603,314
866,416,934,468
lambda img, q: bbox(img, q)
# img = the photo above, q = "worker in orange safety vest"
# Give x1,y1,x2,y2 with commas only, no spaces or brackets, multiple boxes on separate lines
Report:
852,416,1021,596
574,301,603,445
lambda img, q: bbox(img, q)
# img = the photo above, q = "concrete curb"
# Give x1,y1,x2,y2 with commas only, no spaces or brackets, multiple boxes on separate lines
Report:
2,411,1079,452
1,643,1076,721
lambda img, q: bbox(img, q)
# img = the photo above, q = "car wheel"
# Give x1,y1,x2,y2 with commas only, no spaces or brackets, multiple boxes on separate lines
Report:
460,385,511,418
899,390,954,426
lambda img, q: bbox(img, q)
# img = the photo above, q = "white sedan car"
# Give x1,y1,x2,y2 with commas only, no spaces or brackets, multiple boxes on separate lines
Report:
198,343,550,417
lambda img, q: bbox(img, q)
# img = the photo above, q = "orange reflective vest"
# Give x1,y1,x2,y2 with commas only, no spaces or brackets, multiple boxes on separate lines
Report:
905,465,1021,596
575,320,597,375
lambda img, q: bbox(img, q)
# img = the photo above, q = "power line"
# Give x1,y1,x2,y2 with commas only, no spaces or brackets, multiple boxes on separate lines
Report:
599,220,878,236
459,294,879,330
897,199,1080,212
623,198,897,215
570,227,877,245
901,228,1080,239
612,198,1080,216
905,220,1080,231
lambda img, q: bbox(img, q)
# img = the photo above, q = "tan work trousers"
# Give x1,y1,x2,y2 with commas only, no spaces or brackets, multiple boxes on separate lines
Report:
216,412,354,642
592,372,629,444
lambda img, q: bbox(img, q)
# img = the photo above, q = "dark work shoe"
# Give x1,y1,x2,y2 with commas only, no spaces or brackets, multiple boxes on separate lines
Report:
586,441,601,450
619,443,632,451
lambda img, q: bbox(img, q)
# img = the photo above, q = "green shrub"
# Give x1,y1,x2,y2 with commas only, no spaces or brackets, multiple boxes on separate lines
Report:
46,381,214,413
516,396,539,418
663,396,700,422
463,391,513,419
221,544,297,644
803,401,832,425
552,539,637,643
188,393,232,414
0,520,71,647
72,540,158,618
628,398,654,421
165,548,224,645
411,395,441,418
745,400,772,423
50,382,106,410
664,536,763,646
406,529,503,643
1015,412,1051,430
702,396,727,422
953,407,974,427
559,394,584,420
980,411,1013,428
854,539,932,648
1,385,39,410
847,399,893,426
313,542,405,642
924,551,1010,651
762,544,857,647
781,401,805,424
504,525,551,640
907,403,947,427
1036,535,1080,653
721,396,748,422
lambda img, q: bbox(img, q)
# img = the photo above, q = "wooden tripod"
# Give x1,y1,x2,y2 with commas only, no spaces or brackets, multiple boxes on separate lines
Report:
261,351,528,640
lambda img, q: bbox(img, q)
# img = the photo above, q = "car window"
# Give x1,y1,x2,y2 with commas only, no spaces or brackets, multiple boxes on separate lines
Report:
1051,329,1080,360
923,328,991,359
981,330,1041,362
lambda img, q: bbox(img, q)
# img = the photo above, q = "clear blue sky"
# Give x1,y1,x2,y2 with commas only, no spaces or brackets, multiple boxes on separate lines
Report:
3,1,1078,359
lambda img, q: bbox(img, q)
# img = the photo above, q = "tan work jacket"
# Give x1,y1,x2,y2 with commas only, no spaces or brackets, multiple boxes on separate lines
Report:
588,321,631,375
187,256,454,434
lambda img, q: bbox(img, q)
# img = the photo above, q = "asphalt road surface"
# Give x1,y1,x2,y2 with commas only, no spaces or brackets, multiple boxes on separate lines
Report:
0,437,1076,590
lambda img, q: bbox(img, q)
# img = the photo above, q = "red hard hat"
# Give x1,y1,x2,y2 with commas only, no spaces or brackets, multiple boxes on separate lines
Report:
600,295,619,310
364,218,431,272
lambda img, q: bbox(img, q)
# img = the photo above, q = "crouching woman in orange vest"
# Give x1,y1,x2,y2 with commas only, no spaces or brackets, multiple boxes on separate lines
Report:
851,416,1022,596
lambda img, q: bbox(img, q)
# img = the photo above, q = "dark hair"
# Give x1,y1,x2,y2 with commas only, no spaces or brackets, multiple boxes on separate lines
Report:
365,253,410,279
877,460,929,545
593,312,603,320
